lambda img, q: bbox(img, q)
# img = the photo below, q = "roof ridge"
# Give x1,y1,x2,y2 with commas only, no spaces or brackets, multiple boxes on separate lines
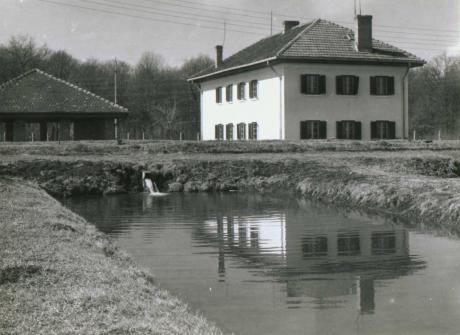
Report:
36,69,128,112
0,68,39,92
276,19,320,57
0,68,128,112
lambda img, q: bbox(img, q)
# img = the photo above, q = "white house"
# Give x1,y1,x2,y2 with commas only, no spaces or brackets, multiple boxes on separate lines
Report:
188,16,424,141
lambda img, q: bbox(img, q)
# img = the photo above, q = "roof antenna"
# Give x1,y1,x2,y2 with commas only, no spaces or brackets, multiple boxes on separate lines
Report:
270,10,273,36
354,0,357,17
359,0,362,15
222,21,227,46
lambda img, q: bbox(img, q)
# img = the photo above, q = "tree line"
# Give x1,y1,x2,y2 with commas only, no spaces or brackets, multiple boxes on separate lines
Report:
0,35,459,140
0,35,214,140
409,54,460,140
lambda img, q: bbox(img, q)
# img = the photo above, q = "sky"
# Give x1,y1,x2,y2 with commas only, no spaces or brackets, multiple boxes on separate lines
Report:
1,0,459,67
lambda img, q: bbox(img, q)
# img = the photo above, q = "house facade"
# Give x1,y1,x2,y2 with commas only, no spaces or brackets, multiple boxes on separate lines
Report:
0,69,128,142
190,16,424,141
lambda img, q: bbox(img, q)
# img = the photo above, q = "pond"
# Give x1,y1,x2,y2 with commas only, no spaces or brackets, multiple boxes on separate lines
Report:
63,193,460,335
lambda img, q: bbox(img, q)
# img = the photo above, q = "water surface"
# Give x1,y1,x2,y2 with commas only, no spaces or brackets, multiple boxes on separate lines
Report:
64,193,460,335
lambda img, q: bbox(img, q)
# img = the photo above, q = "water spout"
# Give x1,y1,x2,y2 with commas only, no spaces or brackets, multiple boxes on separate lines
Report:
142,171,167,197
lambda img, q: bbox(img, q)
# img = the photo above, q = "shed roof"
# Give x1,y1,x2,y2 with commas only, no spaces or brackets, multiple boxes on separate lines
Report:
0,69,128,116
189,19,425,82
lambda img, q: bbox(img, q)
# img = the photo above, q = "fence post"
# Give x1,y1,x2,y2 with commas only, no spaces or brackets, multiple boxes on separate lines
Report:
142,132,145,141
31,132,34,142
413,130,416,141
197,132,200,141
127,132,130,141
438,129,441,141
180,132,183,141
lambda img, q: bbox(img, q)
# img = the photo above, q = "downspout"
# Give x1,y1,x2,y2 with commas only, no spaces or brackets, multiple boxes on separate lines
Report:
267,60,283,140
402,62,411,140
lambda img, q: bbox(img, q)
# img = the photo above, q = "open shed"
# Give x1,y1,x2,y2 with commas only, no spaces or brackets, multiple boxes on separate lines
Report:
0,69,128,142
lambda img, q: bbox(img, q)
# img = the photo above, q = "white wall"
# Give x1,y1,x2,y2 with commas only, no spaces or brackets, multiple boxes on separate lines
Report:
283,63,408,140
200,65,283,140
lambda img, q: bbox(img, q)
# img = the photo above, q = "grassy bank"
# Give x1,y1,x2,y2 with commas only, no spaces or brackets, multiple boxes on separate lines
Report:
0,178,222,335
2,139,460,156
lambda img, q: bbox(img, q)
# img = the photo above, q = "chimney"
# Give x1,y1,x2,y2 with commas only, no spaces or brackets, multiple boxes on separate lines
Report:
355,15,373,52
283,20,300,33
215,45,223,68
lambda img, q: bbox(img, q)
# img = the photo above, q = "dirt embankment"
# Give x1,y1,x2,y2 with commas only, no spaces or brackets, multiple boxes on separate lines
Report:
0,178,223,335
1,150,460,231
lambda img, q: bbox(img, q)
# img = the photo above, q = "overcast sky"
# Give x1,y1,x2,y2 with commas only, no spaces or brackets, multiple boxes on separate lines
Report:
1,0,459,67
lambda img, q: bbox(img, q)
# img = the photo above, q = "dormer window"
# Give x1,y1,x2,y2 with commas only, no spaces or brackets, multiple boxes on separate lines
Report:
249,80,258,99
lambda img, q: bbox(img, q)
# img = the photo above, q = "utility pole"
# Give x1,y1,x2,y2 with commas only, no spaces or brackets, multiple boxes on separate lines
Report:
114,58,118,105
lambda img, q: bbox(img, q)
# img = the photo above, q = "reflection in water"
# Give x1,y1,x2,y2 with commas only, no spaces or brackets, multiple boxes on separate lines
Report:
196,200,424,316
64,193,460,335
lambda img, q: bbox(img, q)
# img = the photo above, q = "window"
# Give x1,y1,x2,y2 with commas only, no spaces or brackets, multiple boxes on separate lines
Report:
215,124,224,140
226,123,234,140
371,121,396,139
372,232,396,255
215,87,223,103
300,74,326,95
370,76,394,96
336,75,359,95
336,121,361,140
302,236,328,258
237,123,246,140
237,82,246,100
248,122,258,140
249,80,258,99
337,233,360,256
300,121,327,139
226,84,233,102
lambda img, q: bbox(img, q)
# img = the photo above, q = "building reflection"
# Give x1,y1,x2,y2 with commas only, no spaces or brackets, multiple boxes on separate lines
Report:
197,201,425,315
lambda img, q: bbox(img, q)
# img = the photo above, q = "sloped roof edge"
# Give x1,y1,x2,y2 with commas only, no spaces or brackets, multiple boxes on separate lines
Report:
0,68,129,113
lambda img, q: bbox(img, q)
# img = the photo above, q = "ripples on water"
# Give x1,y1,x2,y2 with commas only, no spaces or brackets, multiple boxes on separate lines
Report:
64,193,460,335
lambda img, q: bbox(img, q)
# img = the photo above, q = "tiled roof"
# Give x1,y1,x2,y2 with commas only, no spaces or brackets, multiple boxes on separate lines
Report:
0,69,128,115
190,19,424,81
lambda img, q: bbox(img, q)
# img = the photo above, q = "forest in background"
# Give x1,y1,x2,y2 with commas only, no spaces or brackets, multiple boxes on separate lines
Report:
0,35,459,140
0,35,213,140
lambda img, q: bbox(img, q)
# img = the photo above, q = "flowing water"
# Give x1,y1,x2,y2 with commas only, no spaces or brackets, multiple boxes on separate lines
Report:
63,193,460,335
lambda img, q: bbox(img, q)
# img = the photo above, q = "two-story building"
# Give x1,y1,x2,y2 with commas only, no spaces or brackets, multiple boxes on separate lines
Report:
188,16,424,141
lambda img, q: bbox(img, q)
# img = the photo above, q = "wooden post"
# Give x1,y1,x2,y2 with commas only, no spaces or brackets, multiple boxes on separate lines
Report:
142,132,145,141
127,132,130,141
31,132,34,142
413,130,416,141
438,129,441,141
180,132,183,141
114,118,118,140
197,132,200,141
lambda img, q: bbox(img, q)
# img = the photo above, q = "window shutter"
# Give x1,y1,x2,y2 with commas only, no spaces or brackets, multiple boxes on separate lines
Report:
300,75,307,94
336,121,342,139
251,122,258,140
388,77,395,95
300,121,307,139
371,121,377,139
370,77,376,95
336,76,342,95
319,75,326,94
389,121,396,139
353,76,360,95
319,121,327,139
355,121,362,140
